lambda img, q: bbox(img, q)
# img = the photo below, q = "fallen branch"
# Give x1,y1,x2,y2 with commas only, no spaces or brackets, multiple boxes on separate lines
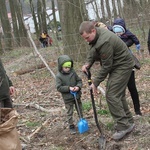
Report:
26,25,56,79
27,118,49,141
26,103,61,113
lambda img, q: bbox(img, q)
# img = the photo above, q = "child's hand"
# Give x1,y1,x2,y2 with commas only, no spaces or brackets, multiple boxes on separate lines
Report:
69,87,75,91
73,86,79,92
69,86,79,92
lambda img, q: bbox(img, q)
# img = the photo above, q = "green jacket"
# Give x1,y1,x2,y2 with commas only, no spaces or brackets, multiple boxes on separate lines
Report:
86,28,135,87
0,59,13,101
56,55,82,104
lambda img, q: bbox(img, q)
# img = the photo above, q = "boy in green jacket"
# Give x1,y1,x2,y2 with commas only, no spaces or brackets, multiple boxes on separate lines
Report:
0,58,15,108
56,55,83,134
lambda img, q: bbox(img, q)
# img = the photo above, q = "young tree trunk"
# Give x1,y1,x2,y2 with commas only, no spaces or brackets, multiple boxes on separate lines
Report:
15,0,30,46
111,0,118,19
57,0,88,61
41,0,47,32
52,0,59,39
37,0,42,32
105,0,111,21
0,0,12,51
9,0,21,46
100,0,106,22
0,32,3,54
29,0,39,38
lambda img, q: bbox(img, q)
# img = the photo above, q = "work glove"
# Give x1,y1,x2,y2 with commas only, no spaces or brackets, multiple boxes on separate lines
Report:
136,44,141,51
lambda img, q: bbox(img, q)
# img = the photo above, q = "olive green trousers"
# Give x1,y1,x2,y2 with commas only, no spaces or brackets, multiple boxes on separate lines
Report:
106,68,134,131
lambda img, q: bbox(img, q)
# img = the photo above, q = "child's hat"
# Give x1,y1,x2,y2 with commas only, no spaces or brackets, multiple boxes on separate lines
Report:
112,25,125,33
62,61,72,68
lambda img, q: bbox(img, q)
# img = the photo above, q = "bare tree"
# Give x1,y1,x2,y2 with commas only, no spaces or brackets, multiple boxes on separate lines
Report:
105,0,112,21
57,0,88,61
0,0,12,51
100,0,106,22
9,0,20,46
29,0,39,38
37,0,47,32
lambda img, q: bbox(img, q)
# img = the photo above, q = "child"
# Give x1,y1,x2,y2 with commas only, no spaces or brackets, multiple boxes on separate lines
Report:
112,18,142,115
112,18,141,53
56,55,83,134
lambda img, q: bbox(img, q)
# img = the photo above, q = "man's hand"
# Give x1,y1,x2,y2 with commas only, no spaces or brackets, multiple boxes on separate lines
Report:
82,64,90,74
90,83,98,95
9,86,15,95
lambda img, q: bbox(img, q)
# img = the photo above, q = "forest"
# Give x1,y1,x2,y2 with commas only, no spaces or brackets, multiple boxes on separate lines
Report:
0,0,150,150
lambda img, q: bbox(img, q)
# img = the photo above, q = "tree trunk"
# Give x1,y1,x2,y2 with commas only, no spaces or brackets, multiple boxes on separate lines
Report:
52,0,59,39
15,0,29,46
105,0,111,21
116,0,123,18
37,0,42,32
9,0,21,46
57,0,88,61
0,32,3,54
111,0,117,19
0,0,12,51
100,0,106,22
29,0,39,38
41,0,47,32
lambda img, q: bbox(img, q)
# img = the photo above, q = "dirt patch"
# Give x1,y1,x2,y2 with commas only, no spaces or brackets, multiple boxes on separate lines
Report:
2,48,150,150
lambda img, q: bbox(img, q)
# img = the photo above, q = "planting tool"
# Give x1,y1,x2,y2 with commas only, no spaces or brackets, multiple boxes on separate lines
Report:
70,91,89,134
84,70,106,150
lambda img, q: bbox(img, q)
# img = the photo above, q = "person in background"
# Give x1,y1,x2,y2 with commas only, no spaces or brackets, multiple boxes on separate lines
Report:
79,21,135,140
113,18,141,54
39,31,51,47
112,18,142,116
148,28,150,55
56,55,83,135
0,58,15,108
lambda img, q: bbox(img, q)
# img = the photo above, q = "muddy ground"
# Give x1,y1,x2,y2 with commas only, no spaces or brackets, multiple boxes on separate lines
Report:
2,47,150,150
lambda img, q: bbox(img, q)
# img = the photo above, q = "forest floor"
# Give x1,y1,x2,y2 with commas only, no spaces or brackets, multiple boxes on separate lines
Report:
2,46,150,150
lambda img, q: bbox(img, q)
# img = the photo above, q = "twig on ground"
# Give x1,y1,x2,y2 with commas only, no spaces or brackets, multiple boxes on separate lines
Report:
26,103,61,113
27,118,49,141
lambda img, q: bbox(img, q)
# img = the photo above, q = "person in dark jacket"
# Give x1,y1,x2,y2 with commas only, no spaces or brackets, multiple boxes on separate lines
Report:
112,18,141,53
0,58,15,108
79,21,135,140
56,55,83,134
112,18,142,116
148,28,150,55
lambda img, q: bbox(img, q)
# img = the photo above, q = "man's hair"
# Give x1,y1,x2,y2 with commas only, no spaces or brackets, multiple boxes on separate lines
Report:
79,21,95,35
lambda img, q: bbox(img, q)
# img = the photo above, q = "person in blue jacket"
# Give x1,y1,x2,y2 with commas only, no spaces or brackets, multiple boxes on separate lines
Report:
112,18,141,53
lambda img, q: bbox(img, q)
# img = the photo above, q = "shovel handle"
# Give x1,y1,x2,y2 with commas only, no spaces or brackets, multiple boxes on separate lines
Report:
70,91,77,97
70,91,82,119
84,69,92,85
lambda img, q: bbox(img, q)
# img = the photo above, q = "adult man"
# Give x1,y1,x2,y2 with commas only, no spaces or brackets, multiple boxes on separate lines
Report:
79,21,135,140
0,58,15,108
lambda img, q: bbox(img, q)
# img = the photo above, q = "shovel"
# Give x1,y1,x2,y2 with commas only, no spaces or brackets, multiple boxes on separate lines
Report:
70,91,89,134
84,70,106,150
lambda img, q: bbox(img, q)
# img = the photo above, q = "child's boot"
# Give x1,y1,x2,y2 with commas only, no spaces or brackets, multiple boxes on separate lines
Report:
69,124,76,135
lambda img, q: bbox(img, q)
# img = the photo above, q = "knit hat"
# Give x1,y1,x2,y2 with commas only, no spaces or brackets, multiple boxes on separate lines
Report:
62,61,72,68
112,25,125,33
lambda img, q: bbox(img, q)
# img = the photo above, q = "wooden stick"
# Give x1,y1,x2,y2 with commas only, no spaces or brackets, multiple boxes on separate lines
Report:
26,103,61,113
26,25,56,79
27,118,49,140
